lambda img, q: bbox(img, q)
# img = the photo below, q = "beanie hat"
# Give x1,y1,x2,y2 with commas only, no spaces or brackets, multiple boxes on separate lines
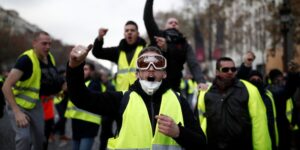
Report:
268,69,283,82
249,70,263,80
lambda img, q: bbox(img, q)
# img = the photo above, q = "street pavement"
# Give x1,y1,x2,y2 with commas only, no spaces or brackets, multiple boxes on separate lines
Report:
0,108,101,150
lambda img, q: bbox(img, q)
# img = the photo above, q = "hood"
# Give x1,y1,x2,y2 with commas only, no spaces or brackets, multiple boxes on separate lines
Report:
119,37,147,52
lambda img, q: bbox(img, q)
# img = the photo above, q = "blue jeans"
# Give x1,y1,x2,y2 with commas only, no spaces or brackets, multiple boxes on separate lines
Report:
72,138,94,150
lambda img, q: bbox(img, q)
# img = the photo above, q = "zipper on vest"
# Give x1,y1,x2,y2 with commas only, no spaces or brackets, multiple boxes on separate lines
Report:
150,96,155,135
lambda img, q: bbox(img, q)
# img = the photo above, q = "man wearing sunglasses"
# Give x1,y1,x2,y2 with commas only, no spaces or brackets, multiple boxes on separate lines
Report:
67,45,206,150
197,57,271,150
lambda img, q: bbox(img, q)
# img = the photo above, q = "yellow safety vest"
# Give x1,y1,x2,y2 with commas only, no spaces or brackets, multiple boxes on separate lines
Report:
187,79,197,95
115,45,143,91
197,80,272,150
54,91,64,104
65,80,105,125
107,89,184,150
286,97,299,130
179,79,185,91
13,49,55,109
265,90,279,147
0,76,3,82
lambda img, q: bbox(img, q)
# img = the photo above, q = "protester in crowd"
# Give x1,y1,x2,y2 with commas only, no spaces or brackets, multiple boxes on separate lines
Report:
67,45,207,150
92,21,146,92
2,31,63,150
65,62,103,150
267,68,300,150
237,51,278,149
197,57,271,150
51,67,71,147
143,0,206,91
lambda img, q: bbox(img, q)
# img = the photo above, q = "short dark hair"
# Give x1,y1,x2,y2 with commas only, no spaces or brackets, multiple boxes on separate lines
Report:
33,31,49,40
138,46,162,57
249,70,263,80
268,69,283,82
85,62,95,71
125,20,138,30
216,57,234,70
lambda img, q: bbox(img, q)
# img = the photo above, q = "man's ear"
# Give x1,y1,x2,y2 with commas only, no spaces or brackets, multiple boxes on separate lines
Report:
163,71,167,79
136,71,140,78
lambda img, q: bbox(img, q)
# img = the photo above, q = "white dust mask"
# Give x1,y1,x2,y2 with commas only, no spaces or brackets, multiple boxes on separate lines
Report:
139,79,162,95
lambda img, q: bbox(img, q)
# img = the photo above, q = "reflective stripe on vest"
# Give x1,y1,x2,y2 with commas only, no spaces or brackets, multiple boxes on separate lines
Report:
107,89,184,150
115,45,143,91
64,80,102,125
13,86,39,93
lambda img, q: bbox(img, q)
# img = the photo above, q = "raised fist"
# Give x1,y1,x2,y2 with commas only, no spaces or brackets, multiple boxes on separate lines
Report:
69,44,93,68
98,28,108,40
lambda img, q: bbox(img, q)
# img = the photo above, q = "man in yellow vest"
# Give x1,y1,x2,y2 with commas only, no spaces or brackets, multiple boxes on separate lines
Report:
236,52,279,149
197,57,271,150
67,45,207,150
65,62,103,150
2,31,59,150
267,68,300,150
92,21,146,92
92,21,147,149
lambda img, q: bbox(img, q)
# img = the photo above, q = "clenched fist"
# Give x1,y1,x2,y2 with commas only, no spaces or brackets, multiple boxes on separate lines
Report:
68,44,93,68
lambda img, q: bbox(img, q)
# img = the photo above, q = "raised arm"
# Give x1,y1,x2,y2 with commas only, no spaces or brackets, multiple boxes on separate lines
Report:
92,28,120,63
185,44,206,83
143,0,161,46
67,45,123,117
237,52,255,80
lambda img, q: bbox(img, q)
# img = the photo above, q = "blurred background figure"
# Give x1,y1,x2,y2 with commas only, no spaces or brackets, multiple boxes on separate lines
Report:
65,62,103,150
144,0,206,92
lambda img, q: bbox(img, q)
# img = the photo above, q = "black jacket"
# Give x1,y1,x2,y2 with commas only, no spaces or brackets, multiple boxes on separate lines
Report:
66,63,207,150
0,78,5,118
92,37,146,64
143,0,205,91
71,79,102,140
201,79,253,150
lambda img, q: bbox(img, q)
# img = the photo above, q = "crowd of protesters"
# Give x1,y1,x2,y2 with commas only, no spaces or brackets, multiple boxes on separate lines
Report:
1,0,300,150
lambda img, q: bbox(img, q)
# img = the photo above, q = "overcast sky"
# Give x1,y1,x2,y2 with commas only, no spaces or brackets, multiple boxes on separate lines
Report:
1,0,184,46
0,0,184,72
